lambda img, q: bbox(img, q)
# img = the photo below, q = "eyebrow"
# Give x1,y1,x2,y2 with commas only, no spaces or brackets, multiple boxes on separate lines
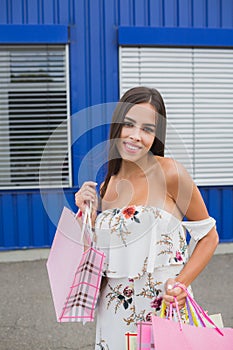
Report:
124,116,156,128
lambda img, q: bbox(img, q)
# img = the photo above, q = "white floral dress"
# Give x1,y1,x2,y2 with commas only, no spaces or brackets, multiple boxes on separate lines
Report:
94,205,216,350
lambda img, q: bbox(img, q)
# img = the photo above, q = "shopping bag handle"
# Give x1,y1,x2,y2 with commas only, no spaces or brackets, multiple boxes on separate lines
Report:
80,201,93,244
171,284,224,336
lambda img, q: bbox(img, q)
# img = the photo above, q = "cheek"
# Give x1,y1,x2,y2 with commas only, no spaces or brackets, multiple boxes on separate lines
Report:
120,127,128,138
144,135,155,149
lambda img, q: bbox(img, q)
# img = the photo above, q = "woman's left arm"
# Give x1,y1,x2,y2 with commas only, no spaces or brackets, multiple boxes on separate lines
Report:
163,160,219,307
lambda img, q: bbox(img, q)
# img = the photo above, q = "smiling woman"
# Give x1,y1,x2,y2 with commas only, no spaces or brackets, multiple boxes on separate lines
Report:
118,103,157,162
75,86,219,350
100,87,167,202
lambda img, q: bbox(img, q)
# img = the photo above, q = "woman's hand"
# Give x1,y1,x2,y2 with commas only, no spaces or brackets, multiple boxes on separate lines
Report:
163,278,187,309
75,181,98,222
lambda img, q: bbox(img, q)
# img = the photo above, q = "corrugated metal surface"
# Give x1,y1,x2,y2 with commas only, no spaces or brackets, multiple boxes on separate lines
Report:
200,187,233,243
0,0,233,249
0,189,77,250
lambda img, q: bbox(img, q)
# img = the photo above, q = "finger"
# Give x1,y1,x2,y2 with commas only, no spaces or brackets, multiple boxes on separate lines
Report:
75,193,92,208
175,290,187,301
170,286,182,297
79,188,97,202
82,184,97,192
165,278,176,295
167,284,186,297
163,294,186,309
83,188,97,197
166,287,180,297
83,181,98,189
163,294,175,305
163,287,187,302
171,298,186,309
81,186,97,200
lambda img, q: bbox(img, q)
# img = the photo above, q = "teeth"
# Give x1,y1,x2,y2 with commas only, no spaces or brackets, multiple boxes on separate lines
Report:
125,143,139,150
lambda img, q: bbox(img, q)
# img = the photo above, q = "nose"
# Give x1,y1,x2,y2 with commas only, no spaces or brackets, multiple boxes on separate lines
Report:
129,125,141,141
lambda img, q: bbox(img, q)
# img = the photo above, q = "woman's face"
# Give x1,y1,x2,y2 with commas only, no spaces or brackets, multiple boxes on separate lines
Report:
117,102,157,163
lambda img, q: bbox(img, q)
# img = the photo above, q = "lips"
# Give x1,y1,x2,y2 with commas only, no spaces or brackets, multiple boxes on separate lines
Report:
123,141,142,153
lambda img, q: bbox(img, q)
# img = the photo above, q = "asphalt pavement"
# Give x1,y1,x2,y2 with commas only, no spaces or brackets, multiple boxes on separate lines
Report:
0,249,232,350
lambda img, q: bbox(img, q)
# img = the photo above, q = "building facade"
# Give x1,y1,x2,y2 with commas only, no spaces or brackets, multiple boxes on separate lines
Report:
0,0,233,250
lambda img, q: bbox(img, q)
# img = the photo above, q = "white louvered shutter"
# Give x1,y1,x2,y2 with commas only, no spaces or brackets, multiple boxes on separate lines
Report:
119,47,233,185
0,45,71,189
194,49,233,185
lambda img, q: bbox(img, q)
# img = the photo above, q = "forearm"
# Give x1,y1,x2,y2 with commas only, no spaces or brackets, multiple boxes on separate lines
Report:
175,228,219,287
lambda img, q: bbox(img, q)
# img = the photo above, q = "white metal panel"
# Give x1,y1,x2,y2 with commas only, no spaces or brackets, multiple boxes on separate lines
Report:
0,45,71,189
119,47,194,176
193,49,233,185
119,46,233,185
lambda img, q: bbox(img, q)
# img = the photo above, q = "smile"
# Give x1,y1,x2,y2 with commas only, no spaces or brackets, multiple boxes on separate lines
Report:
123,142,142,152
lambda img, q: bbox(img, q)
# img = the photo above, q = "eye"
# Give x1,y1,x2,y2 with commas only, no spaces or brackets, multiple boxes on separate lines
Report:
142,126,156,134
122,121,134,128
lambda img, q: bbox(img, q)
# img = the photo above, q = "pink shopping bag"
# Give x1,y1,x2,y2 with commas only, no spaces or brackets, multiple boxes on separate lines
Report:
59,245,105,322
151,286,233,350
137,322,154,350
47,206,105,323
152,316,233,350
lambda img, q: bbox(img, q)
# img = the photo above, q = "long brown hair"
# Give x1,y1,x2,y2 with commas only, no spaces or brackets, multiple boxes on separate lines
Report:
100,86,167,198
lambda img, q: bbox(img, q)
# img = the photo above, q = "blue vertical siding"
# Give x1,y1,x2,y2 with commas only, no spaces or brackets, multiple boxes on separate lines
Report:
0,189,77,250
0,0,233,249
200,187,233,243
0,186,232,250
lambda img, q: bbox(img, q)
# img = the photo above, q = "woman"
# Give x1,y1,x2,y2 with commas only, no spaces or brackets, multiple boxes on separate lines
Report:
75,86,219,349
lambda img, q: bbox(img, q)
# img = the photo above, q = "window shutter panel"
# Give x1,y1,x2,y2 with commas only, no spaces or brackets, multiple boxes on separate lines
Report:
119,47,194,176
119,46,233,185
193,49,233,185
0,45,71,188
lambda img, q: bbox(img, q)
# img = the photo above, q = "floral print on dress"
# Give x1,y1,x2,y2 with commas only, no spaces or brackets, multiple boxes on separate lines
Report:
97,205,161,247
106,281,134,313
97,206,140,246
156,233,173,262
105,269,164,326
173,231,187,263
136,272,163,321
175,250,183,262
96,340,110,350
122,206,140,222
136,273,163,301
156,230,188,264
124,304,147,325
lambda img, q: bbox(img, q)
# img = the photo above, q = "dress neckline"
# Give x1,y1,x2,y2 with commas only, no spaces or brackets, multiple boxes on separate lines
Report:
98,204,182,222
97,205,215,232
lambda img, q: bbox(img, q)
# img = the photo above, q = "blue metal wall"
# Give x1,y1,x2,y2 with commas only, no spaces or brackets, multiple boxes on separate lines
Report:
0,0,233,249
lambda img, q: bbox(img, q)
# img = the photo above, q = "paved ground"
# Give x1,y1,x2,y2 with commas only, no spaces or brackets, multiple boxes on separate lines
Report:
0,252,232,350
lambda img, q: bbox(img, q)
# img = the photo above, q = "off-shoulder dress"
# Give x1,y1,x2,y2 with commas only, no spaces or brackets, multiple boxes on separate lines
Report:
94,205,216,350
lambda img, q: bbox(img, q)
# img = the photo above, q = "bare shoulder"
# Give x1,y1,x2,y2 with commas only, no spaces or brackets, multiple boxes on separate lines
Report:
155,156,211,219
155,156,189,182
155,156,194,209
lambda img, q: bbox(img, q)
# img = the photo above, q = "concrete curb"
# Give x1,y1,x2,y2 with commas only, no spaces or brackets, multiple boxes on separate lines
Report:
0,248,50,263
0,243,233,263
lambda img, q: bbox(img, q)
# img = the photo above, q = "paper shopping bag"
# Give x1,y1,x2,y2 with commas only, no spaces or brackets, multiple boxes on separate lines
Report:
151,285,233,350
47,206,105,323
137,322,154,350
59,245,105,322
47,207,84,322
125,332,137,350
208,313,224,328
152,315,233,350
